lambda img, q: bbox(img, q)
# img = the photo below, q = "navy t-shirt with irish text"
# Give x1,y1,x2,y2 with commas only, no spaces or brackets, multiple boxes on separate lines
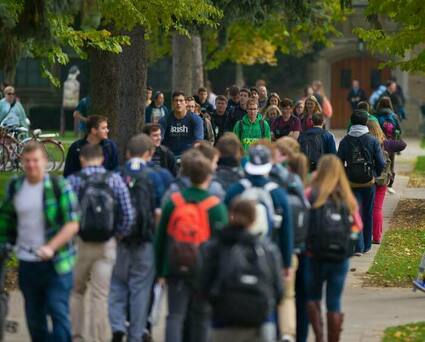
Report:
159,112,204,157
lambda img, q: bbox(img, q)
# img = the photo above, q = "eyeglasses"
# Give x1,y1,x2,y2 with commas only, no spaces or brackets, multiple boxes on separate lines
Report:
6,93,14,96
247,108,258,112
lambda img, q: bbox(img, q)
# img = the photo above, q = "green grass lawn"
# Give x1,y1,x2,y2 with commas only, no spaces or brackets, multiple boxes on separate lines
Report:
366,227,425,287
408,156,425,187
383,322,425,341
0,172,14,199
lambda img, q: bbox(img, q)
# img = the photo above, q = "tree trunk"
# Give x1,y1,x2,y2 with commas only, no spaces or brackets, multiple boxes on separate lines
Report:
117,26,148,151
192,33,204,91
90,26,148,160
89,47,120,137
172,32,193,95
235,64,244,87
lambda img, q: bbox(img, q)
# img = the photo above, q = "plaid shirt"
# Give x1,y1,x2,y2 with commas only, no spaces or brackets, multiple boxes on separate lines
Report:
67,166,134,237
0,175,80,274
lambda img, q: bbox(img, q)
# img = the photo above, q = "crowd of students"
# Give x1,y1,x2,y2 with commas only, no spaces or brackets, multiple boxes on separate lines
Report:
0,79,408,342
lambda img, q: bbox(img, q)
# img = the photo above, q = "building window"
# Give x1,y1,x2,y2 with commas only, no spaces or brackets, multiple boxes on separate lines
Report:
15,58,49,87
370,69,382,89
340,69,352,88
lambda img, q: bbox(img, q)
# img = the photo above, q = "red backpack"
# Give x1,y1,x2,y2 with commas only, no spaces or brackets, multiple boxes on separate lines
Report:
167,192,220,276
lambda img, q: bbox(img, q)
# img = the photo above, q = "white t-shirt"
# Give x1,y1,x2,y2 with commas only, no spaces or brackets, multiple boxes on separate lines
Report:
14,179,45,261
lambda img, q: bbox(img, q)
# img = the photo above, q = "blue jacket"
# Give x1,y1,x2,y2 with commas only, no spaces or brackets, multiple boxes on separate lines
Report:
337,131,385,180
159,112,204,157
64,138,119,177
224,175,293,268
299,127,337,155
121,159,174,209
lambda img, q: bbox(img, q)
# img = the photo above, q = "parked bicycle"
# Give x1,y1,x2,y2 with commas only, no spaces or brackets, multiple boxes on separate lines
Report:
0,126,65,172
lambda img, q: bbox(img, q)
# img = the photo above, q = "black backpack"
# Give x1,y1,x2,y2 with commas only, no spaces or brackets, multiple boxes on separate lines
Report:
300,131,325,171
307,198,354,262
214,166,243,190
345,136,374,183
208,238,275,327
78,172,116,242
121,167,156,243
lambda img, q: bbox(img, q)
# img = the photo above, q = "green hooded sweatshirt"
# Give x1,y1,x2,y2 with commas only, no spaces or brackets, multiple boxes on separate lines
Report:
233,113,271,152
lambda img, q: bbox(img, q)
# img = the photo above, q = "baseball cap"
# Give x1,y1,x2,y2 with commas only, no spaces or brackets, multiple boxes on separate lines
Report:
244,145,273,175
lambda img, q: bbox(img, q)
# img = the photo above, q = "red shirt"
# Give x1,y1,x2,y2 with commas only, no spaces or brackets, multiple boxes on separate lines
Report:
271,115,301,139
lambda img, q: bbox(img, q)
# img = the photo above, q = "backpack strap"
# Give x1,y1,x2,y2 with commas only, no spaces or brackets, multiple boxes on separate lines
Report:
264,182,278,192
198,196,220,211
239,178,252,189
170,192,186,207
259,119,265,138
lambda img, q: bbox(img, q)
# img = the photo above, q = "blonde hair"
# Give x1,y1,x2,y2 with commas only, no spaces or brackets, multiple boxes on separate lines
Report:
303,95,322,115
275,136,300,156
264,105,281,121
311,155,357,214
367,120,386,145
288,153,308,185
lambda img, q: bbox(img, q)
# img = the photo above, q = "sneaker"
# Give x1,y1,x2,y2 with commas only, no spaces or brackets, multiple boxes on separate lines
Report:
354,252,362,257
413,279,425,293
372,240,381,245
387,187,396,195
280,335,295,342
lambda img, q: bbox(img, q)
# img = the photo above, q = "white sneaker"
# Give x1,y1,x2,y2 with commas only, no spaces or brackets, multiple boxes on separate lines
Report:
281,335,295,342
387,187,396,195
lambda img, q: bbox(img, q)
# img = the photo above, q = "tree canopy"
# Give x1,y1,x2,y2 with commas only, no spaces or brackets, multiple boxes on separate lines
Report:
355,0,425,72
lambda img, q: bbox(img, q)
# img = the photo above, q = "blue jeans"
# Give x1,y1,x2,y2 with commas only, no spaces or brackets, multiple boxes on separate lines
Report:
353,186,376,253
18,260,73,342
305,257,349,312
109,242,155,342
295,253,308,342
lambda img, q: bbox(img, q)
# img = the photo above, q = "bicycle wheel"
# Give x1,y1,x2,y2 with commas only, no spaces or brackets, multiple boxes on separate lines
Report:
0,144,11,171
41,140,65,172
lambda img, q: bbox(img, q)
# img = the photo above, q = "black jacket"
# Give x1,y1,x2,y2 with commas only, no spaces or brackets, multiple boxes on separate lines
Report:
63,138,119,177
225,104,247,131
151,145,178,176
211,110,229,141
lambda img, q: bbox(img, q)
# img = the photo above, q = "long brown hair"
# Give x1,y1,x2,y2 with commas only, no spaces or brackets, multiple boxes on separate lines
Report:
288,153,308,185
311,155,357,214
303,95,322,115
367,120,386,145
376,96,394,112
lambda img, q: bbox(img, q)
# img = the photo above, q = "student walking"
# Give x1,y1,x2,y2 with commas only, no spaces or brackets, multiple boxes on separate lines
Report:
67,144,134,342
233,98,271,152
367,121,392,244
0,142,80,342
305,155,362,342
299,113,336,172
155,154,228,342
337,110,385,254
109,134,172,342
201,199,283,342
64,115,119,177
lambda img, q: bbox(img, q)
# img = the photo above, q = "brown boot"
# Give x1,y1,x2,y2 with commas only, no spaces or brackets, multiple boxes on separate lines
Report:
327,312,344,342
307,301,324,342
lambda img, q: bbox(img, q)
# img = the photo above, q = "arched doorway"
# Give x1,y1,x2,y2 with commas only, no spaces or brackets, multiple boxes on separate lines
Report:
331,57,391,128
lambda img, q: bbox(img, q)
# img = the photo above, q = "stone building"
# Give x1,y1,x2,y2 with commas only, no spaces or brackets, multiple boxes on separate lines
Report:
309,0,423,135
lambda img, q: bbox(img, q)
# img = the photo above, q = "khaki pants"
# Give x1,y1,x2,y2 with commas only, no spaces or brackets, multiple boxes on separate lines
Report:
70,238,116,342
278,254,299,338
